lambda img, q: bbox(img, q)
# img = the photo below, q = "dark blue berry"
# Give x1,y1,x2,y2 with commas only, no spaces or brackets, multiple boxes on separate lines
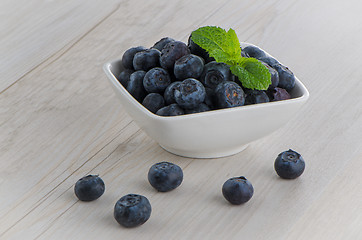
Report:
74,175,105,201
184,103,210,114
114,194,151,228
240,48,250,58
274,149,305,179
143,67,171,93
148,162,183,192
152,37,175,51
133,49,161,71
174,78,206,109
164,81,181,105
243,45,266,59
174,54,204,80
245,89,270,105
273,63,296,91
126,70,147,102
222,176,254,205
187,34,215,63
215,81,245,108
200,61,234,89
122,46,147,70
156,103,184,116
269,87,291,101
142,93,165,113
259,56,280,67
118,69,134,88
160,41,190,70
260,61,279,89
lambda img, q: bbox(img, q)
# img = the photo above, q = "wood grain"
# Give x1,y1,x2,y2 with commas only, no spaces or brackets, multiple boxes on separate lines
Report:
1,0,362,239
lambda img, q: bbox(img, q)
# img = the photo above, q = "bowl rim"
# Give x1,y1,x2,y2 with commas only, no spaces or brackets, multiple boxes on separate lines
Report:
103,43,310,122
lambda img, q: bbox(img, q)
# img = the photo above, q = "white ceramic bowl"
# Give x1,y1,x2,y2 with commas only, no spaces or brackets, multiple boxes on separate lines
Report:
103,43,309,158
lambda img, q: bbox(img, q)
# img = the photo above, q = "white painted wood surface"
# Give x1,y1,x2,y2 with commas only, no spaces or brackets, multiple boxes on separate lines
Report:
1,0,361,239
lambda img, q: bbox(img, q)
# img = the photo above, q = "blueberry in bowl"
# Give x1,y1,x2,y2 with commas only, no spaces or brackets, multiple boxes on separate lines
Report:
103,27,309,158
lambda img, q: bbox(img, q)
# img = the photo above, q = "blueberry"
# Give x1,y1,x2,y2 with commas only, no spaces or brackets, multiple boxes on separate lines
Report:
242,45,266,59
142,93,165,113
240,47,250,58
74,175,105,201
133,48,161,71
259,56,280,67
222,176,254,205
164,81,181,105
174,78,206,109
143,67,171,93
274,149,305,179
114,194,151,228
273,63,296,91
127,70,147,102
122,46,147,70
174,54,204,80
214,81,245,108
118,69,134,88
160,41,190,70
184,103,210,114
268,87,291,101
260,61,279,89
200,61,234,89
152,37,175,51
148,162,183,192
244,89,270,105
187,34,214,63
156,103,184,116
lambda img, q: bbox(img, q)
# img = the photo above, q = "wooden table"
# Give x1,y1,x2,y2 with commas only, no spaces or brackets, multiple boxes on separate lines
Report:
1,0,362,239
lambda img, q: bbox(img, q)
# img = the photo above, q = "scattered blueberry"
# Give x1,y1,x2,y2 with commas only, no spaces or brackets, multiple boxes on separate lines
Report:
215,81,245,108
269,87,291,101
156,103,184,116
143,67,171,93
222,176,254,205
200,61,234,89
74,175,105,201
174,54,204,80
243,45,266,59
174,78,206,109
160,41,190,70
148,162,183,192
127,70,147,102
274,149,305,179
133,48,161,71
152,37,175,51
164,81,181,105
184,103,210,114
114,194,151,228
142,93,165,113
118,69,134,88
122,46,147,70
245,89,269,105
273,63,296,91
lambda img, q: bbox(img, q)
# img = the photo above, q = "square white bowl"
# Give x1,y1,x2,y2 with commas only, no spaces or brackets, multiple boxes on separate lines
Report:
103,43,309,158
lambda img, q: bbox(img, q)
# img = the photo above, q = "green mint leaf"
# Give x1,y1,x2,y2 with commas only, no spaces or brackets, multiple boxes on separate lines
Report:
191,26,241,64
191,26,271,90
230,58,271,90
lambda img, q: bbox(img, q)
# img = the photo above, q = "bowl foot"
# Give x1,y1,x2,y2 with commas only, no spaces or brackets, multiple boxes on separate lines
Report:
159,144,249,159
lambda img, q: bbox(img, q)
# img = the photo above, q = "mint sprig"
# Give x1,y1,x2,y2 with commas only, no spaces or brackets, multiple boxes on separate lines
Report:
191,26,271,90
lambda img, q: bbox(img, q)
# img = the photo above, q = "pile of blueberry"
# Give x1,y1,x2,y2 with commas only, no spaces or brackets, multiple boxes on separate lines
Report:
117,35,296,116
74,149,305,228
